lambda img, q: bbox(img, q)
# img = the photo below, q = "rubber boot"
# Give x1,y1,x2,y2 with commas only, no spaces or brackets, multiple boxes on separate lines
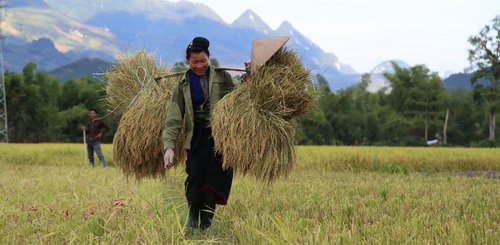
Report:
200,191,216,230
187,203,200,229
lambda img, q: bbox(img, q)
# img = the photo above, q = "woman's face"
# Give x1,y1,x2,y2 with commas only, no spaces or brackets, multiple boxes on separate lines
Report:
188,52,209,76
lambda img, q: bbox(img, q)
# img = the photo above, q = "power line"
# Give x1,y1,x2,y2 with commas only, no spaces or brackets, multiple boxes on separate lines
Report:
0,0,8,143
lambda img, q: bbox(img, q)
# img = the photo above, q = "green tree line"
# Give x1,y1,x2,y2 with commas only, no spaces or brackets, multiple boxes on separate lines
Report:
296,65,497,146
5,63,116,143
4,61,497,146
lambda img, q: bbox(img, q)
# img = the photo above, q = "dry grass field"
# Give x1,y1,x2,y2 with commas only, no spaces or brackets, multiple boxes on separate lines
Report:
0,144,498,243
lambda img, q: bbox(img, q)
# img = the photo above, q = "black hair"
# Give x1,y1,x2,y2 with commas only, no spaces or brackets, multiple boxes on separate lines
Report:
186,37,210,60
90,108,98,114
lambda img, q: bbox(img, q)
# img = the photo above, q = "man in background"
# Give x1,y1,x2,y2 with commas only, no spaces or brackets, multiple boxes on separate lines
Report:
82,109,108,168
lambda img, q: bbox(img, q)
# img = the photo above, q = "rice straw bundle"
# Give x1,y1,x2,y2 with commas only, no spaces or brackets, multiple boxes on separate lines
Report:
104,50,186,180
105,50,155,119
211,48,316,182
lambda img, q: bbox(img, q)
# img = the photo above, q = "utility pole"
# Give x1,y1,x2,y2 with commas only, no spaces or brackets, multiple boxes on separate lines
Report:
0,0,8,143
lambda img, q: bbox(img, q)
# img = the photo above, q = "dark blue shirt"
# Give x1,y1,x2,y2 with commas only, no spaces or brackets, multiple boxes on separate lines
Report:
189,69,210,112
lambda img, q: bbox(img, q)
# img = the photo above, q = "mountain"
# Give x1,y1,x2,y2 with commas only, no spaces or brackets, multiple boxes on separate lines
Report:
4,4,121,56
367,60,410,92
49,57,114,82
43,0,225,23
3,37,114,73
83,10,248,65
232,9,272,34
5,0,361,90
442,73,490,90
370,60,409,74
4,37,72,72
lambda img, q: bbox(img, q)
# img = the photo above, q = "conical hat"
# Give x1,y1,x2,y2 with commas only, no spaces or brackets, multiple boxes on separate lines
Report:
250,36,290,73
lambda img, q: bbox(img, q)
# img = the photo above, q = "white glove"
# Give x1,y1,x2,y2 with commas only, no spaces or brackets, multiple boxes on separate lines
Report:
164,148,175,169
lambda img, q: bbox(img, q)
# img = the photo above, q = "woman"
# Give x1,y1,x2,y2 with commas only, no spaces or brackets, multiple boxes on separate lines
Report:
162,37,235,230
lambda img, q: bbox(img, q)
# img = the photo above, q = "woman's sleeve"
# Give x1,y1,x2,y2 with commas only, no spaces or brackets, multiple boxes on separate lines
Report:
162,83,185,150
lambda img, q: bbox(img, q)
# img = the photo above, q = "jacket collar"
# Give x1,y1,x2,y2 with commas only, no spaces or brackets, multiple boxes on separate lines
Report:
180,66,215,85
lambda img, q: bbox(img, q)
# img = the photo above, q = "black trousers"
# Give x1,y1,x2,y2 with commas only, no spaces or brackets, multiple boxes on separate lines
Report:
185,119,233,205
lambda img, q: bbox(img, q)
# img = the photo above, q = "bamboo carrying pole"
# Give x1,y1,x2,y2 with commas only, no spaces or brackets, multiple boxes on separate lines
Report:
154,67,247,81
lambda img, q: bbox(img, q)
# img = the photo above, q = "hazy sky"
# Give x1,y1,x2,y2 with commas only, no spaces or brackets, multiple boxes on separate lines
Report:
181,0,499,75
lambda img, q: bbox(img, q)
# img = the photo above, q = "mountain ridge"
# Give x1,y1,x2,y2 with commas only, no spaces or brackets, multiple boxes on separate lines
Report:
6,0,365,89
49,57,114,82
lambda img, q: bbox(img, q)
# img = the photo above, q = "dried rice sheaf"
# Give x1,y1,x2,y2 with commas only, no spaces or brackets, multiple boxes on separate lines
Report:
211,48,316,182
104,50,186,180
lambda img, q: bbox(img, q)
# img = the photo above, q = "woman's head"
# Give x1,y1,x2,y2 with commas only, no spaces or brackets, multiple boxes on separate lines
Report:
186,37,210,76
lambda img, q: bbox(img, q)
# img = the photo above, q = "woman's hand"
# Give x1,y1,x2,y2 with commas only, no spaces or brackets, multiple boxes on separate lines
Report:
164,148,175,169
